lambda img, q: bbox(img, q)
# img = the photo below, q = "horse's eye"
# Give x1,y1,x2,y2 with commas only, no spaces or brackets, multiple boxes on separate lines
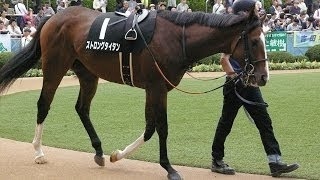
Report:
251,39,259,48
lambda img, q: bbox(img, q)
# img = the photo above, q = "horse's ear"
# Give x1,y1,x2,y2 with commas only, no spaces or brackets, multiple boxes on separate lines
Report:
247,6,260,22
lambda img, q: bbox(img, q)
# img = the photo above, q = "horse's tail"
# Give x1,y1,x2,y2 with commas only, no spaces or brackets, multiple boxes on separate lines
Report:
0,16,51,94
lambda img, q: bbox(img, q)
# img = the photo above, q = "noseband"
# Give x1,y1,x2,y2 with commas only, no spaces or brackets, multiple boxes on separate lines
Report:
231,28,268,85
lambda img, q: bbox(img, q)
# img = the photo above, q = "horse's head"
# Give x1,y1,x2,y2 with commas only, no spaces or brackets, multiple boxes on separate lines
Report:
230,0,269,86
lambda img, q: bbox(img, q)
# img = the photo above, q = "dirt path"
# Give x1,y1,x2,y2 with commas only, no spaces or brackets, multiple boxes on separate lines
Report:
0,138,285,180
2,70,315,179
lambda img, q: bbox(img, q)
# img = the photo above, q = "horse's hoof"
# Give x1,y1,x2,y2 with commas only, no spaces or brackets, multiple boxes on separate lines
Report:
94,155,105,166
110,150,120,163
167,172,182,180
34,155,46,164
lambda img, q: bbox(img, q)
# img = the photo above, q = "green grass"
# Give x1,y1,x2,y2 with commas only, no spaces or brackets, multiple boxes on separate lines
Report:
0,72,319,179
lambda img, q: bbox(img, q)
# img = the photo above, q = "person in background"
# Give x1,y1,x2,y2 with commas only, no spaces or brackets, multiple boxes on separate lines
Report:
93,0,108,13
159,2,166,10
43,2,55,16
23,20,36,36
312,5,320,22
14,0,28,30
176,0,188,12
304,0,312,16
225,0,234,9
128,0,137,11
297,10,308,26
57,1,66,12
289,0,301,15
0,10,10,26
7,18,22,35
212,0,225,14
167,0,176,8
298,0,307,12
35,8,44,27
69,0,82,6
301,16,316,30
115,0,123,12
272,19,286,31
210,0,299,177
225,6,233,14
23,8,34,25
286,18,302,31
268,0,278,14
149,3,156,11
262,18,271,33
119,0,131,15
21,28,32,47
0,20,9,34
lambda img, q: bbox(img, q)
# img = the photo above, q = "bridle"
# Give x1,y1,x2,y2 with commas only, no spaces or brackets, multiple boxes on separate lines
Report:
230,28,269,107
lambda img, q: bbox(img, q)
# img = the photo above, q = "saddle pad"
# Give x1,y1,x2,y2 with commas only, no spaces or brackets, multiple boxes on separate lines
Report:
86,11,157,53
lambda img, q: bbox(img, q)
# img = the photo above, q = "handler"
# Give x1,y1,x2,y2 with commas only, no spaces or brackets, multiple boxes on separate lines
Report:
210,0,299,177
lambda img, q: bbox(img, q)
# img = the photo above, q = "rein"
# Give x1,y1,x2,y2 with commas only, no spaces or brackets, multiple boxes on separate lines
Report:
185,71,227,81
135,21,229,94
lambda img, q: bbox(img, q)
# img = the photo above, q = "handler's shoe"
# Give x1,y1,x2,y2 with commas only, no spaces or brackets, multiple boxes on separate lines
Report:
269,161,299,177
211,159,235,175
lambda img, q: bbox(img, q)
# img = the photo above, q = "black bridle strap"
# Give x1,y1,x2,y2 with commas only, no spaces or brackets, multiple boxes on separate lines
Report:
242,31,251,64
251,58,269,64
234,79,269,107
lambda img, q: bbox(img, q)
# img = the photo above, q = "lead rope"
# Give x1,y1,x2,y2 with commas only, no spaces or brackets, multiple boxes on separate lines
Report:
134,22,231,94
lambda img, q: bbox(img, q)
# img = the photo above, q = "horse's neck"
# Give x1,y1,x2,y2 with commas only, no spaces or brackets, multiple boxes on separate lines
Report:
185,25,242,64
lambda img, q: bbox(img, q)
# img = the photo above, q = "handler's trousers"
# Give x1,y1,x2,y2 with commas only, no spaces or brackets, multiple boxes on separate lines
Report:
211,79,281,161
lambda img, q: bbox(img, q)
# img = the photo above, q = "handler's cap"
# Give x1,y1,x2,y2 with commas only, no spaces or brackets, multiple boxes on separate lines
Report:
232,0,257,14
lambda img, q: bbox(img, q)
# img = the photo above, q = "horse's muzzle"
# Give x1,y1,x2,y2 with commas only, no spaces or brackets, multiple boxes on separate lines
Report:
257,74,268,86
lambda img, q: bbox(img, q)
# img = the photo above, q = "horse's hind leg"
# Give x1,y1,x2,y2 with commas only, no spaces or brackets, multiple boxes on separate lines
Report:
32,56,72,164
72,61,105,166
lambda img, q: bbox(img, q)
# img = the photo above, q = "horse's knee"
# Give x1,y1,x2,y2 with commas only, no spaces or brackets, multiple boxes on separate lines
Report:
75,104,89,117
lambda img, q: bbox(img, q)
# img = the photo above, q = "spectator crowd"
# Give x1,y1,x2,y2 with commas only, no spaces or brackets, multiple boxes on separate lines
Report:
208,0,320,32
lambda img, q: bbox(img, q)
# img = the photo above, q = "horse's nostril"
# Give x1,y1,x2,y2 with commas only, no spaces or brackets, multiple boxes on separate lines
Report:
261,75,268,82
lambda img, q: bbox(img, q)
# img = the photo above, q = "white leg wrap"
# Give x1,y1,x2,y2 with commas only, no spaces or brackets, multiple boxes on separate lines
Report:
116,133,145,160
32,123,45,163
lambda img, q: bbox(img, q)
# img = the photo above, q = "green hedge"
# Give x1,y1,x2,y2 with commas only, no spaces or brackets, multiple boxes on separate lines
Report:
192,61,320,72
305,44,320,62
199,52,310,65
0,52,13,68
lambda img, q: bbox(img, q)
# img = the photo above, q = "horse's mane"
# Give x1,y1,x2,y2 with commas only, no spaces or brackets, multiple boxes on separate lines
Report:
157,10,248,28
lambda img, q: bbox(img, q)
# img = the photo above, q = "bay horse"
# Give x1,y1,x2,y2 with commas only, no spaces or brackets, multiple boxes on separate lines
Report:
0,6,269,180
